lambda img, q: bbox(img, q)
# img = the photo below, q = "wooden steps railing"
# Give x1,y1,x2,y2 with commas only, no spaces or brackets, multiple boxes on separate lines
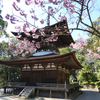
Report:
18,86,35,98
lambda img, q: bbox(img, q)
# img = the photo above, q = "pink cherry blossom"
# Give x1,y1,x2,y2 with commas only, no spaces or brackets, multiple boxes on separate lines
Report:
32,34,39,39
5,14,10,20
67,31,70,34
55,7,58,12
15,26,21,32
48,6,55,16
61,16,66,21
31,27,36,33
47,19,50,23
25,0,34,5
86,49,100,59
40,1,45,7
70,34,87,50
53,1,58,5
27,41,31,46
52,37,58,41
34,0,40,5
63,2,69,9
31,16,38,20
20,10,27,18
22,53,25,57
13,53,18,56
18,35,22,38
97,47,100,52
6,0,90,57
49,0,53,3
91,0,95,4
39,28,45,36
64,26,67,28
23,23,30,32
51,32,58,36
32,40,35,43
72,22,74,24
30,8,35,13
10,15,17,24
21,50,24,53
15,36,18,40
40,19,44,24
36,42,40,48
12,2,20,11
5,14,18,24
70,9,75,14
25,32,31,36
16,0,20,2
29,47,33,52
25,51,29,54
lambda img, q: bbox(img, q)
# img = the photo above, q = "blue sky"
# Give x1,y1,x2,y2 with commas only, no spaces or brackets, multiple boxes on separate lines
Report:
1,0,100,41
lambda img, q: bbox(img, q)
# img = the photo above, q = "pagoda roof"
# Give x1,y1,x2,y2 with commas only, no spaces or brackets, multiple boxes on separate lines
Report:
28,51,59,57
0,52,82,70
11,20,74,48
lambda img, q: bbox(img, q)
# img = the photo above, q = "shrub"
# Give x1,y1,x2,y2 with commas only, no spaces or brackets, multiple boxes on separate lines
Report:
72,82,78,84
94,81,100,86
82,81,89,86
90,82,95,85
0,82,3,88
97,72,100,81
79,82,82,86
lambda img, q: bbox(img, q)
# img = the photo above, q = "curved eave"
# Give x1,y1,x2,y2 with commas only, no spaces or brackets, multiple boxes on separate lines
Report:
0,52,83,70
67,52,83,70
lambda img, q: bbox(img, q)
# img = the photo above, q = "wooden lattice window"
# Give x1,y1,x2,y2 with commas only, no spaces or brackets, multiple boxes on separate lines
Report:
45,63,56,70
32,63,43,70
22,64,31,71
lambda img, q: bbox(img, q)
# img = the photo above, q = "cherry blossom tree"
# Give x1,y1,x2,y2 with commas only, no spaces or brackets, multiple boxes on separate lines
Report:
4,0,100,57
70,33,100,64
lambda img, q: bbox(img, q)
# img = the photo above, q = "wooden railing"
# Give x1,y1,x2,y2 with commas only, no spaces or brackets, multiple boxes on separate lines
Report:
3,82,26,87
36,82,79,89
36,83,66,88
66,84,79,89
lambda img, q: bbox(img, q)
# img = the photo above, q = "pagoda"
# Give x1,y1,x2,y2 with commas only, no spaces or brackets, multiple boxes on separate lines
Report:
0,20,83,99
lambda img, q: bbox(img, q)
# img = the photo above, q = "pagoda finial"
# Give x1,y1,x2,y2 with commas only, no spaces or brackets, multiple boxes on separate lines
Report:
47,6,50,26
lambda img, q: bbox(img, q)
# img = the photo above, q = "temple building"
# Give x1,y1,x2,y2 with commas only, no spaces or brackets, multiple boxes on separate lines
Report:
0,20,83,99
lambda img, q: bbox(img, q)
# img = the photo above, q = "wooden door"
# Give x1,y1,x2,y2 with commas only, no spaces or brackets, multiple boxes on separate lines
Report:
32,72,36,85
36,72,43,83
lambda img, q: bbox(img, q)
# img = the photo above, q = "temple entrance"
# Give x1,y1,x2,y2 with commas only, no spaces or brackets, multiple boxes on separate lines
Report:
32,71,43,85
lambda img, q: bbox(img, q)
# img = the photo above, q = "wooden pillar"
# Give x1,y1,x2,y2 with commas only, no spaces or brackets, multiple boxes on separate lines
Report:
65,90,67,99
4,87,6,93
20,65,23,82
63,72,65,84
50,90,52,98
30,65,33,85
66,69,69,84
56,65,58,83
65,81,66,89
37,89,39,97
42,63,46,83
12,88,15,95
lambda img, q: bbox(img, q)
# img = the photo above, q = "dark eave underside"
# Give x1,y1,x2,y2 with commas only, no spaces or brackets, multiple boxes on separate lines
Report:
0,52,82,70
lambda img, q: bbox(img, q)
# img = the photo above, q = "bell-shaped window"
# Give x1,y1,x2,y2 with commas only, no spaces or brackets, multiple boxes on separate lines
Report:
32,63,43,70
22,64,31,71
45,63,56,70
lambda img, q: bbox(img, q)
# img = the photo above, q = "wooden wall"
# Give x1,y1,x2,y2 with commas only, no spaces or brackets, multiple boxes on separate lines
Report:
21,70,57,86
57,70,69,84
20,63,70,85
